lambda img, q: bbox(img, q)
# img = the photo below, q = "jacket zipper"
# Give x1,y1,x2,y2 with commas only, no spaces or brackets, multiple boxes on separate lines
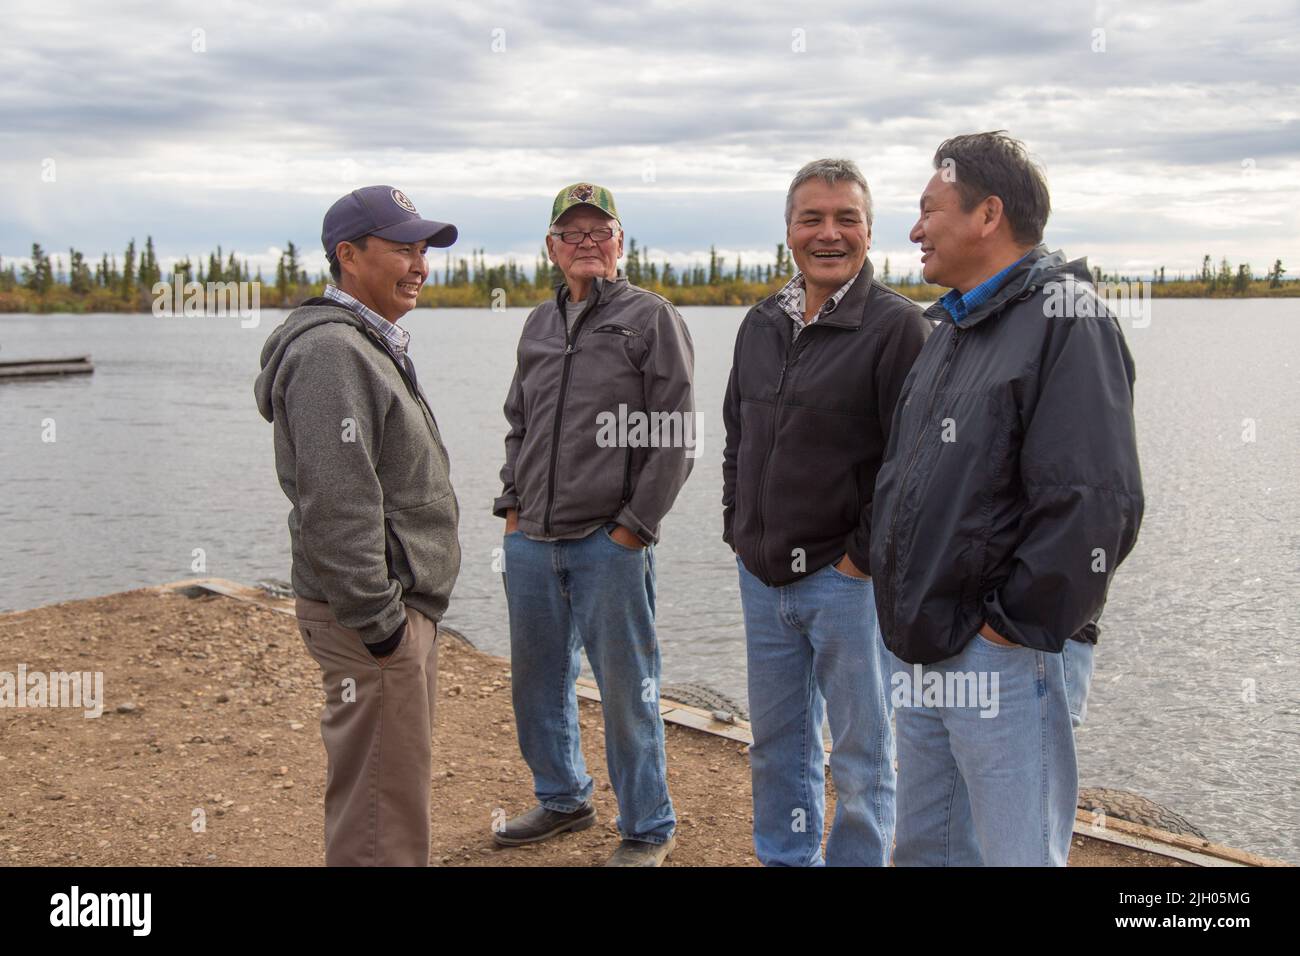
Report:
876,283,1039,632
365,329,444,452
620,446,632,506
880,326,963,630
542,288,601,535
359,329,459,565
753,327,809,582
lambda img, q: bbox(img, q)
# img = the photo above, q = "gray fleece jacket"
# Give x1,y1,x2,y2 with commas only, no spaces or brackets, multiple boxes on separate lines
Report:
254,302,461,645
493,274,695,544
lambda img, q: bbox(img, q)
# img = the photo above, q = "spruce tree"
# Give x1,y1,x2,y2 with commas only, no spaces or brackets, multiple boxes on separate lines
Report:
69,249,92,294
122,239,137,297
1268,259,1285,288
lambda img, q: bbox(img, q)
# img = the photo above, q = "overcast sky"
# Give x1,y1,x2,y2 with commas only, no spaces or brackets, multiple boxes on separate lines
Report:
2,0,1297,280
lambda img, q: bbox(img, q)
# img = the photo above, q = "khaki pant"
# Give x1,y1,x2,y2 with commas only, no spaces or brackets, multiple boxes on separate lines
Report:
295,597,439,866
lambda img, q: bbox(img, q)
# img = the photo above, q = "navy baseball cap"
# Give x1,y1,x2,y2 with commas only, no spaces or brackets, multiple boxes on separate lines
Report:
322,185,458,263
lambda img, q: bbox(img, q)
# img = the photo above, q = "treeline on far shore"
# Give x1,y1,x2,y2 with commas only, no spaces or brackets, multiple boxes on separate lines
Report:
0,238,1295,314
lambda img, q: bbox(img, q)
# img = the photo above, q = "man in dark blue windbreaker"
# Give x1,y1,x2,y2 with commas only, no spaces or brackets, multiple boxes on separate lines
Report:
870,131,1144,866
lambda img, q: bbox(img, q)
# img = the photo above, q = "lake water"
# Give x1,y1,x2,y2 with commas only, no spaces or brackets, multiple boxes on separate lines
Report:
1,300,1297,863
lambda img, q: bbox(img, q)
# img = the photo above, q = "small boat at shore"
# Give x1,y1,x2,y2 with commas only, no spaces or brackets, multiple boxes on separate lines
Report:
0,355,94,379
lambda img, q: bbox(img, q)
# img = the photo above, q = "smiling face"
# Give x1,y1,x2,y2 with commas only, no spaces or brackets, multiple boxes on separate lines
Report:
336,234,430,322
910,171,991,291
546,207,623,290
786,178,871,296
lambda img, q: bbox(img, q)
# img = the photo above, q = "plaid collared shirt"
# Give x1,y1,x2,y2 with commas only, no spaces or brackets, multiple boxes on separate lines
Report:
323,284,410,359
937,252,1030,326
775,270,859,339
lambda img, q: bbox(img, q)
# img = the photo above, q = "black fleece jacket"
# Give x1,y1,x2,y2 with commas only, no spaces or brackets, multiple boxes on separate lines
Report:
722,259,931,586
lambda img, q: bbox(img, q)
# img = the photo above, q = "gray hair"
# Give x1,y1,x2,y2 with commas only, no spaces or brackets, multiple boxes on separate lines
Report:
785,158,873,227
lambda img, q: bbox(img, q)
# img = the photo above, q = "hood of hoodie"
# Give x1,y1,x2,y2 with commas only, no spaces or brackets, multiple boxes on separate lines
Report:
254,303,366,423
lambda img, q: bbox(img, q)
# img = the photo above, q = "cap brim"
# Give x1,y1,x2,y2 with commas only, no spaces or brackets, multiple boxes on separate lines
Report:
372,218,458,248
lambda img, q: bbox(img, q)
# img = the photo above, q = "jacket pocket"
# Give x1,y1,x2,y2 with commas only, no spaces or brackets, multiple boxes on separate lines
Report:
385,494,460,599
914,386,1018,625
591,324,641,337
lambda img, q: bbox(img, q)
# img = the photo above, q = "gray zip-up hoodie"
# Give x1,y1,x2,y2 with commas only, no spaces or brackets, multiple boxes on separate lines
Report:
254,301,461,645
493,275,695,544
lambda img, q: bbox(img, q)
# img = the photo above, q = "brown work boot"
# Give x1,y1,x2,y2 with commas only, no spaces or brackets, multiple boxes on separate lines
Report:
603,833,677,867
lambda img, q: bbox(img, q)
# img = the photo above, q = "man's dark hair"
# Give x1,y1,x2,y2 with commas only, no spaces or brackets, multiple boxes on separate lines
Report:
328,235,369,282
933,131,1050,245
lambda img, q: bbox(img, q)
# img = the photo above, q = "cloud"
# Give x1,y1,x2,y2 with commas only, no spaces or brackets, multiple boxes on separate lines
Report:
2,0,1297,275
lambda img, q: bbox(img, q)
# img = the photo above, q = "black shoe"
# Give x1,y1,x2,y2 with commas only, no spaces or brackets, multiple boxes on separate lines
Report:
492,802,597,846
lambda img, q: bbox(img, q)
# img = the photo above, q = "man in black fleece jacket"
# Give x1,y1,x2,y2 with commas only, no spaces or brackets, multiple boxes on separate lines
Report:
722,158,930,866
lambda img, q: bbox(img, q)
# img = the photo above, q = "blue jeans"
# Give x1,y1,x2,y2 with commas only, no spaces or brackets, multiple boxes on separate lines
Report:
502,524,675,844
737,556,897,866
892,634,1095,866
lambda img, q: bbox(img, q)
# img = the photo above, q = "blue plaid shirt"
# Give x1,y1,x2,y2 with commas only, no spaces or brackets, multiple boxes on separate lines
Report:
323,284,410,360
938,253,1031,325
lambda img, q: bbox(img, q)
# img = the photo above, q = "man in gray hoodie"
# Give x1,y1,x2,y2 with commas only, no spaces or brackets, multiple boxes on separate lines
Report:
253,185,461,866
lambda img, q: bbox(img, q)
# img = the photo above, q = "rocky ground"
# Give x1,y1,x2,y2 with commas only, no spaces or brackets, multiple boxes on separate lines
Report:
0,587,1178,867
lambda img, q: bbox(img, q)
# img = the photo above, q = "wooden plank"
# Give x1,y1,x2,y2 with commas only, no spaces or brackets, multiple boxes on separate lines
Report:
576,679,758,744
1072,809,1284,867
0,361,94,378
0,355,92,367
161,577,294,613
1074,817,1242,867
660,707,756,745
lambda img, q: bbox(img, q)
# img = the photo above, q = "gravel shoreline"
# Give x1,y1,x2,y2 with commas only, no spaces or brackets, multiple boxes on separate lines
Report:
0,587,1179,867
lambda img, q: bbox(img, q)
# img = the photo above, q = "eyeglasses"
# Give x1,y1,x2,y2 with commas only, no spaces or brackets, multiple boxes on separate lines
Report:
549,227,617,245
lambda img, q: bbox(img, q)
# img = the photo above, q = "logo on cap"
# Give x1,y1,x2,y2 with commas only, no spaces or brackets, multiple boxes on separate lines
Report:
391,189,418,214
569,183,595,203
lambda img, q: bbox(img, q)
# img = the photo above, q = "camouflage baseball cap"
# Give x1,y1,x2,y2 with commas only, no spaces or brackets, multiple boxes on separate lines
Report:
549,182,620,226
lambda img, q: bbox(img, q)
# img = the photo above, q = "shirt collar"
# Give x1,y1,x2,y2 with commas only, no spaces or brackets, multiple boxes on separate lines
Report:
938,252,1032,326
775,270,859,330
324,284,410,356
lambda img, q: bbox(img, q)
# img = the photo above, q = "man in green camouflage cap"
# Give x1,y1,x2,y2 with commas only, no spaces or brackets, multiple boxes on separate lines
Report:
549,181,620,226
492,182,696,866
